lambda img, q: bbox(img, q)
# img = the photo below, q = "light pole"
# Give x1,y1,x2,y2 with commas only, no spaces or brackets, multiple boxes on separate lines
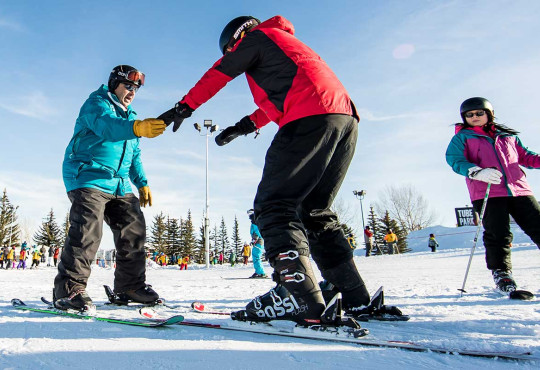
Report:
8,205,19,247
194,120,219,269
353,190,366,231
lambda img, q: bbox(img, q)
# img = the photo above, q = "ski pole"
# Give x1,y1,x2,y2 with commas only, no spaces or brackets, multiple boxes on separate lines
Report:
458,183,491,296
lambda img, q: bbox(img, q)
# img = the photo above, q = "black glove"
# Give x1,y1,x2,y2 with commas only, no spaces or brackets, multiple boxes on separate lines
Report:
215,116,256,146
157,102,194,132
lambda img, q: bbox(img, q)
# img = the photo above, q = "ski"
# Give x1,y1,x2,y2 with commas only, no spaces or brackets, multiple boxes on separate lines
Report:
12,298,184,328
176,317,536,361
186,301,535,361
191,301,230,315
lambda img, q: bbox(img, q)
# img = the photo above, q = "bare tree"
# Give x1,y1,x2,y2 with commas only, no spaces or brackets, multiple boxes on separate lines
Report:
19,218,34,243
331,198,356,227
374,184,437,232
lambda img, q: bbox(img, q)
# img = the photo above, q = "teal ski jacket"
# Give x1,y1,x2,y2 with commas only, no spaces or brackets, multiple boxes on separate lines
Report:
62,85,147,196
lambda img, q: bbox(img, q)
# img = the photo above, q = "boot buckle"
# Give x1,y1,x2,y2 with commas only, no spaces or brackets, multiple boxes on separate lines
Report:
283,272,306,283
277,250,299,261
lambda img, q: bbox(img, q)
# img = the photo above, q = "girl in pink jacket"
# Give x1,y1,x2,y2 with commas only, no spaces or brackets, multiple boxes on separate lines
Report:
446,97,540,296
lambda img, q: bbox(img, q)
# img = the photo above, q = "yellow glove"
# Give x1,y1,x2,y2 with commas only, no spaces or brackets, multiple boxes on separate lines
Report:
133,119,166,138
138,186,153,207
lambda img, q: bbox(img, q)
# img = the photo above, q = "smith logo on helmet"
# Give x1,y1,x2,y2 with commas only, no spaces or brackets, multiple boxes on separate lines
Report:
233,19,259,39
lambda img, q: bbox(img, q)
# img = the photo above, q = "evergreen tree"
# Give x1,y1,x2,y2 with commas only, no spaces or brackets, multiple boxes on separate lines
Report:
195,219,206,264
378,210,409,253
148,212,168,253
166,217,182,255
231,215,242,260
0,189,20,246
33,209,61,248
180,210,196,258
218,217,230,255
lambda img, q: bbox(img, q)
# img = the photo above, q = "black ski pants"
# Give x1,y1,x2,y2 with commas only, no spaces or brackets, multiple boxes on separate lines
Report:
54,188,147,298
253,114,358,271
472,195,540,271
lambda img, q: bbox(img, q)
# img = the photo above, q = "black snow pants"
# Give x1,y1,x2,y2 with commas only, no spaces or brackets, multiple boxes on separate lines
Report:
54,188,147,298
253,114,358,271
472,195,540,271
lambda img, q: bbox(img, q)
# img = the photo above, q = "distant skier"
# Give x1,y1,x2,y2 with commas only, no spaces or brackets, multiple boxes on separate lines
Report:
446,97,540,297
159,15,404,324
16,247,27,269
428,234,439,253
248,210,266,278
47,246,54,266
30,248,41,269
241,242,251,265
5,246,15,269
53,246,59,267
384,229,399,255
364,226,374,257
53,65,166,311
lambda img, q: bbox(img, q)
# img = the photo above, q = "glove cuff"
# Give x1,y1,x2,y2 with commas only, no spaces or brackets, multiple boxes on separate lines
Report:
133,120,142,137
467,166,483,179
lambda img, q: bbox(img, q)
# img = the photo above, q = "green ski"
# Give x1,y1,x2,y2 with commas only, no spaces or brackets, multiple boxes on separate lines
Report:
11,298,184,328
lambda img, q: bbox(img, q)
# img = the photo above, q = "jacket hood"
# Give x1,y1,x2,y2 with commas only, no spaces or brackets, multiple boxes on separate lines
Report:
256,15,295,35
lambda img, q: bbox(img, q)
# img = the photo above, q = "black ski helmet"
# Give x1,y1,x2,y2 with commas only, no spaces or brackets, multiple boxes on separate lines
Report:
219,16,261,55
247,208,255,222
108,65,145,92
459,97,494,122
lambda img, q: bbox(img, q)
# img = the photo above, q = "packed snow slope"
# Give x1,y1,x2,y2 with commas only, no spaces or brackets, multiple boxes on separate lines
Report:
1,226,539,370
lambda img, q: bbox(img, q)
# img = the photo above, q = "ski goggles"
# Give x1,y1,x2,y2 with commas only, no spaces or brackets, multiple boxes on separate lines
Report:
464,110,486,118
117,70,145,86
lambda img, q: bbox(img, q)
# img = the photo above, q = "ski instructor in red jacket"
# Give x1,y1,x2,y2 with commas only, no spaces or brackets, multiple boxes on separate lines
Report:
159,15,402,325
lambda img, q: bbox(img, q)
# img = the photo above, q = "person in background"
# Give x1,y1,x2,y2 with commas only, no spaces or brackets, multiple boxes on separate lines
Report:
6,246,15,269
16,247,27,270
446,97,540,296
53,65,166,311
384,229,399,255
428,234,439,253
364,226,374,257
242,242,251,265
229,250,236,266
180,255,189,270
248,210,266,278
31,248,42,269
47,246,54,266
53,246,60,267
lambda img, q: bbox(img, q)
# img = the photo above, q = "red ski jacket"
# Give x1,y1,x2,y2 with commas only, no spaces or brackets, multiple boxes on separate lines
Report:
181,15,358,129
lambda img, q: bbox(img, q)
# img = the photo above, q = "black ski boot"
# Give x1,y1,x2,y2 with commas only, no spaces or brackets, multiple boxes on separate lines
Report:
53,288,95,313
113,284,160,305
492,269,517,294
232,250,326,325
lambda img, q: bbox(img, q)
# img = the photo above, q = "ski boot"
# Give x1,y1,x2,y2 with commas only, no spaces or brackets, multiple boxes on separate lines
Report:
232,250,326,326
249,272,268,279
53,288,96,314
108,284,161,305
492,269,517,294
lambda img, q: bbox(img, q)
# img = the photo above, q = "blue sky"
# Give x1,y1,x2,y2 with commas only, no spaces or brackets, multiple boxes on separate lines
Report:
2,0,540,248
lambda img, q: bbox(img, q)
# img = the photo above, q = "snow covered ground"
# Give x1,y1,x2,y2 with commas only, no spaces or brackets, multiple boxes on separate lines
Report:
1,226,539,370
